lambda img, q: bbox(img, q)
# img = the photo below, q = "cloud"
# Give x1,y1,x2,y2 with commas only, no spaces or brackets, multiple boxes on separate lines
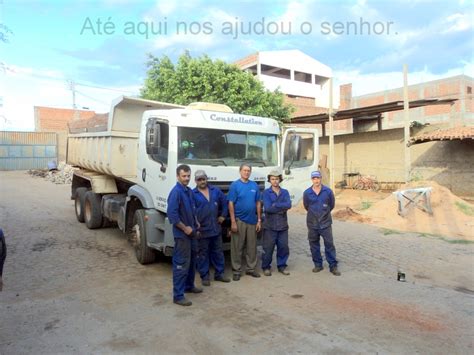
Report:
441,13,473,34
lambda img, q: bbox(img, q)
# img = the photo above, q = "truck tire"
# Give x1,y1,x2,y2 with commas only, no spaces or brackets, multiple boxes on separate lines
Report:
74,187,88,223
84,191,103,229
132,209,155,264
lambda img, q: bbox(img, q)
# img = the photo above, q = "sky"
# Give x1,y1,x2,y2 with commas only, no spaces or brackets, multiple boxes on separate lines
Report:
0,0,473,130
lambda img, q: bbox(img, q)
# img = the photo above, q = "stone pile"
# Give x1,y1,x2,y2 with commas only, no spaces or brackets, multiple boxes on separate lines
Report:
28,162,78,184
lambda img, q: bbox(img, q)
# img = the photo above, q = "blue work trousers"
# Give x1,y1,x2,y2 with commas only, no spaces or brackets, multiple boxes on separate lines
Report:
262,229,289,270
308,226,337,269
173,237,197,301
196,235,225,280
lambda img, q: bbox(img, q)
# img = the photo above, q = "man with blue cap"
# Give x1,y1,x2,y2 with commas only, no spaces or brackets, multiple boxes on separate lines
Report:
303,171,341,276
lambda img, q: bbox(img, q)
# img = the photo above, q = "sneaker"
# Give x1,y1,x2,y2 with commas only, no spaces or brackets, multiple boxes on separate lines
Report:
263,269,272,276
214,275,231,283
312,266,324,273
174,298,192,306
330,267,341,276
233,273,241,281
246,270,261,278
185,287,203,293
278,268,290,276
202,279,211,287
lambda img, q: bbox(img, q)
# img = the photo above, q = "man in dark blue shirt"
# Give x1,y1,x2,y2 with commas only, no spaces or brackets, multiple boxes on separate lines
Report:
303,171,341,276
167,164,203,306
262,170,292,276
193,170,231,286
228,163,262,281
0,228,6,292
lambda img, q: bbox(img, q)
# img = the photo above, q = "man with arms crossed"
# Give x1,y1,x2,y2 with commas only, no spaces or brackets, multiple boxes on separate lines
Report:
228,164,262,281
167,165,203,306
193,169,231,286
303,171,341,276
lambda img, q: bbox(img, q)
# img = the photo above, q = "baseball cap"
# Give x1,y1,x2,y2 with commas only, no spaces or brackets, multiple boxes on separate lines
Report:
311,171,322,179
194,170,207,179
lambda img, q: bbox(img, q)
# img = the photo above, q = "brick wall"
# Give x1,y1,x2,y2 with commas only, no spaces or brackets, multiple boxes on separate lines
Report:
34,106,96,132
234,53,258,69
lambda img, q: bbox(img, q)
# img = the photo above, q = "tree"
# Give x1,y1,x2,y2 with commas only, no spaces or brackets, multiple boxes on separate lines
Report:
141,52,294,121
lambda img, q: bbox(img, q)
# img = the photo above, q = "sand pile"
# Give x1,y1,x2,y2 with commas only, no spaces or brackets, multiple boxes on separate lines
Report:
362,181,474,239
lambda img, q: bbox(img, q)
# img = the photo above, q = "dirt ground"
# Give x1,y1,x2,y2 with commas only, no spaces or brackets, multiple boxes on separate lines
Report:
1,171,473,354
312,184,474,240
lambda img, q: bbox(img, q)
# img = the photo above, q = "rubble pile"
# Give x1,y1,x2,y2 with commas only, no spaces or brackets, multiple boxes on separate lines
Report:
28,162,78,184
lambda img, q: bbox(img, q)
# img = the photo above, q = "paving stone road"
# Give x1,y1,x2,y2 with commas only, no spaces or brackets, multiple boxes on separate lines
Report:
1,171,473,354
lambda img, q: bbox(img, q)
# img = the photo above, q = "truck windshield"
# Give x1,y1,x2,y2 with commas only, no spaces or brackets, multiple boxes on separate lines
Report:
178,127,278,167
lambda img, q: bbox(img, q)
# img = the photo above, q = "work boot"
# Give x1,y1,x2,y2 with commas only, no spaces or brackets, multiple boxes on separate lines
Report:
263,269,272,276
233,273,241,281
174,298,192,306
330,267,341,276
214,275,231,283
278,267,290,276
185,287,203,293
246,270,261,278
202,279,211,287
312,266,324,273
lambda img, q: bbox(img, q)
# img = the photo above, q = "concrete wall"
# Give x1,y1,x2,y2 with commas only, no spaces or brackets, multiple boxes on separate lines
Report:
318,128,474,198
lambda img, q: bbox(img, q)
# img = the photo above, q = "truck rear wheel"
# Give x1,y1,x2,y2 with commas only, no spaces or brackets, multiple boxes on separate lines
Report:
74,187,88,223
132,209,156,264
84,191,103,229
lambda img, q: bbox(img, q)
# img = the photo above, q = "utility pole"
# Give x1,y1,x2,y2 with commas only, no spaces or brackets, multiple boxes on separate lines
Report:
68,80,80,120
328,77,335,191
403,64,411,182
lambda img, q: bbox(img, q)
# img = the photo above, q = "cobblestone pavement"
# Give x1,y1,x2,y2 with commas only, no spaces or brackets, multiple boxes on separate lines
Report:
0,171,473,354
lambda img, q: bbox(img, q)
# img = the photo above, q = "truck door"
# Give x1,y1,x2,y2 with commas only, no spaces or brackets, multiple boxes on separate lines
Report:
280,128,319,206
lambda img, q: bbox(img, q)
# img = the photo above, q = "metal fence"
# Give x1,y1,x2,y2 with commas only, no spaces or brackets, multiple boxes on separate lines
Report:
0,131,57,170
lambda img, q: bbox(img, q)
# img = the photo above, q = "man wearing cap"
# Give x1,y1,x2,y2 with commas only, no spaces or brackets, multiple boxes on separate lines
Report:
193,170,231,286
228,163,262,281
303,171,341,276
167,164,203,306
262,170,292,276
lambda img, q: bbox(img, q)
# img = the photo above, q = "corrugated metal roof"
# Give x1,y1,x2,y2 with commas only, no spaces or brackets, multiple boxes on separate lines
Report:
408,126,474,146
0,131,57,170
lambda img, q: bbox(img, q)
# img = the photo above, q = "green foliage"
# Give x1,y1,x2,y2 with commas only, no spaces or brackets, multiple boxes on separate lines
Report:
360,200,373,210
141,52,294,120
380,228,401,236
455,201,474,216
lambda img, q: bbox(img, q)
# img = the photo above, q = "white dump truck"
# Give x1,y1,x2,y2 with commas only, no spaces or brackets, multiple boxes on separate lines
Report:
68,96,318,264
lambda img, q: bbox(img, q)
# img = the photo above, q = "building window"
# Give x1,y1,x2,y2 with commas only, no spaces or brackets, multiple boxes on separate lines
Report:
315,75,329,86
260,64,291,79
294,71,312,83
467,86,472,94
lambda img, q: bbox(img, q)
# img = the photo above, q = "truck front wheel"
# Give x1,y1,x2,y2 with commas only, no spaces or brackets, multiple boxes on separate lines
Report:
74,187,88,223
84,191,103,229
132,209,156,265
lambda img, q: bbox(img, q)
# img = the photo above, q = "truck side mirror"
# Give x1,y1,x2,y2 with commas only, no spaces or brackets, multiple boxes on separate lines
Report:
288,135,301,161
146,118,161,155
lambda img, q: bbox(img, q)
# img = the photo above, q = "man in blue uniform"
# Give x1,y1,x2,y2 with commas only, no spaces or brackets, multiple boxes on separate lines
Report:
0,228,6,291
167,164,203,306
193,169,231,286
228,163,262,281
303,171,341,276
262,169,292,276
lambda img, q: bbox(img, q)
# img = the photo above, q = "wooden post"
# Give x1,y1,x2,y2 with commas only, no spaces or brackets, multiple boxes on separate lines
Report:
328,78,335,190
403,64,411,182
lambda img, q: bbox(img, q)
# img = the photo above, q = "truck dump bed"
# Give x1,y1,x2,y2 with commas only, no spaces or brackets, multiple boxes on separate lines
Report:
67,96,183,181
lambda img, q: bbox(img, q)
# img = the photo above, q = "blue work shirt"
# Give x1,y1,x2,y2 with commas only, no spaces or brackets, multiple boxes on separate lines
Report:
263,187,291,231
167,182,198,239
193,184,228,238
303,185,335,230
227,179,261,225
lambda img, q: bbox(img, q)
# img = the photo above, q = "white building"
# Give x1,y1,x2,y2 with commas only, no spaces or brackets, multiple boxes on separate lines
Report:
235,50,333,115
